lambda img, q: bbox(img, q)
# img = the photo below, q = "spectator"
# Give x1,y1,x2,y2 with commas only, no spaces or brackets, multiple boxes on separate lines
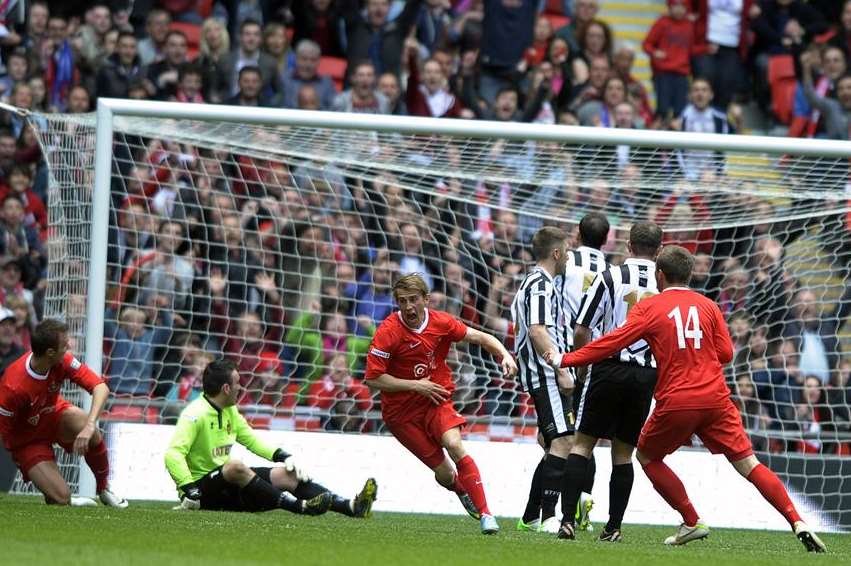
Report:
524,16,555,69
290,0,346,58
283,302,324,385
95,31,144,100
66,85,92,113
569,55,610,113
332,61,389,113
0,194,45,279
27,76,50,112
800,50,851,140
281,39,337,110
477,0,536,104
4,294,33,350
263,22,292,79
826,358,851,442
0,165,46,234
344,257,396,329
788,46,845,138
548,36,589,97
196,18,231,104
447,0,484,54
577,19,614,65
307,351,372,431
555,0,599,52
674,78,731,179
239,350,296,408
340,0,422,78
0,307,22,373
137,9,172,66
0,51,29,100
219,19,281,100
225,66,275,106
104,304,174,396
612,46,653,125
577,75,627,126
827,0,851,62
692,0,756,111
296,83,321,109
23,1,49,56
732,372,771,451
137,220,196,313
718,264,750,316
145,30,189,100
167,337,212,403
45,15,80,111
173,63,205,103
76,3,113,82
223,310,271,380
795,375,834,453
395,222,437,289
783,288,842,383
643,0,699,121
377,72,406,115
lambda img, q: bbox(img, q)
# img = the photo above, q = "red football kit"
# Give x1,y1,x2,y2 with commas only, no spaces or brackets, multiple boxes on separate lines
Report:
365,309,469,468
560,287,753,461
0,352,104,478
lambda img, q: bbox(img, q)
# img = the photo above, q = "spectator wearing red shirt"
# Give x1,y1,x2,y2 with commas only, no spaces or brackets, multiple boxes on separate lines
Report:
307,352,372,413
643,0,703,120
405,39,463,118
0,165,47,236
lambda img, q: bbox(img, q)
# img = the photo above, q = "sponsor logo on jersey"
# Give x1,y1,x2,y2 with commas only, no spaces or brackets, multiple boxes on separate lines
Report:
212,444,233,458
408,341,421,350
413,363,429,377
70,357,82,370
370,348,390,359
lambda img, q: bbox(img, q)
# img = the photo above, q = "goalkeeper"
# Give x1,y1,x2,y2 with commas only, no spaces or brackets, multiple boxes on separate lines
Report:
165,359,377,516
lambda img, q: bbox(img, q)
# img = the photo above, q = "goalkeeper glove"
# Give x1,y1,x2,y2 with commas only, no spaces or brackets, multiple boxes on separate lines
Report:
273,449,310,482
176,481,201,511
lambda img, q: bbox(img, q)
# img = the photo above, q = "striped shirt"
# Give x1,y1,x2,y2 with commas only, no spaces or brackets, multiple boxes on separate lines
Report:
556,246,609,350
511,266,566,391
576,258,658,368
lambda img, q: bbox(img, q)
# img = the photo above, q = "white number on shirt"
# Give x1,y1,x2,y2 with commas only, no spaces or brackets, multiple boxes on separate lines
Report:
668,306,703,350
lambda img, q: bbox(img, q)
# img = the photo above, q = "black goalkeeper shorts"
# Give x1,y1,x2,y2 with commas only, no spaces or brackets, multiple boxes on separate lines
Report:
198,466,273,511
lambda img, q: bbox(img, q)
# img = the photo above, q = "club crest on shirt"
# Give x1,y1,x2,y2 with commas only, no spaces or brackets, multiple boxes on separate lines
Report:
28,414,40,426
226,420,232,435
413,363,428,377
48,381,61,392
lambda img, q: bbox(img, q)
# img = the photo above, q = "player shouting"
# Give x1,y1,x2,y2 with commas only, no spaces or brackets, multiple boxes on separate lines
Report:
165,359,377,516
0,319,127,507
365,274,518,535
546,245,825,552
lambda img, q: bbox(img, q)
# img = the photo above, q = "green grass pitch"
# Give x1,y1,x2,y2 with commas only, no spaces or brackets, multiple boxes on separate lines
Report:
0,495,847,565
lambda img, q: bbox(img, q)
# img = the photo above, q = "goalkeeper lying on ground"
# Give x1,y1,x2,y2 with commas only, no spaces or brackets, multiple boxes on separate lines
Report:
165,359,377,516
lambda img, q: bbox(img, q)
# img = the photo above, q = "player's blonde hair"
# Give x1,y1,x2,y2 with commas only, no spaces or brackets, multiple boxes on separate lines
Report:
392,273,430,301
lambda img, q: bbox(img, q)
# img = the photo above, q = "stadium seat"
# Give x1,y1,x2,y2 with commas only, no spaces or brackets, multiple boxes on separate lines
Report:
318,56,347,92
767,55,797,125
170,22,201,60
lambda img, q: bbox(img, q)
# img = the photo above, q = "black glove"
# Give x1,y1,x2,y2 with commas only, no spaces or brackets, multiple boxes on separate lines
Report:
272,448,291,463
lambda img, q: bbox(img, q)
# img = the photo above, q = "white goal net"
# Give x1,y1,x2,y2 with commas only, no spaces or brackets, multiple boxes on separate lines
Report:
7,103,851,527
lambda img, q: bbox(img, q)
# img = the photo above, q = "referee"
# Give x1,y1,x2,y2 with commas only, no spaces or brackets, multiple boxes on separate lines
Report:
556,222,662,541
165,359,377,517
510,226,573,534
517,214,611,533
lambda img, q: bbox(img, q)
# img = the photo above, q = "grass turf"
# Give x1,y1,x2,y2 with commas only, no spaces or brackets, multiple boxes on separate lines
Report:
0,495,847,566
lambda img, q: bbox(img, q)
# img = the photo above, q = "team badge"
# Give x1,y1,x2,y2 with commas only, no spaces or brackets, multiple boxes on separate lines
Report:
28,415,40,426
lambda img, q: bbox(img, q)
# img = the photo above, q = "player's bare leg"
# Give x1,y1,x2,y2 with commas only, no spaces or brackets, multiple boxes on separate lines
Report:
28,460,71,505
731,455,825,553
56,405,127,508
636,450,709,546
269,466,377,518
441,427,498,534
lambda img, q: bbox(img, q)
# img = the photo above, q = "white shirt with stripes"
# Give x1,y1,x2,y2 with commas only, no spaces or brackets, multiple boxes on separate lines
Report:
510,265,567,392
556,245,609,351
576,258,659,368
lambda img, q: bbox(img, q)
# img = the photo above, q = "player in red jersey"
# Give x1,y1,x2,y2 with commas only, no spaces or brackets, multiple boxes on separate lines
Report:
545,246,825,552
365,274,518,535
0,319,128,507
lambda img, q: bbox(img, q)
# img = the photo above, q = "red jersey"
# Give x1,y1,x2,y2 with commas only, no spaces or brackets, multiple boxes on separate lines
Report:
0,352,104,449
642,16,701,76
561,287,733,412
365,309,468,422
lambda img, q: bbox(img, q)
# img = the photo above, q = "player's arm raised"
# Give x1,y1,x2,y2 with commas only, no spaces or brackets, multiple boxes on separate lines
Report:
548,302,650,368
461,327,518,378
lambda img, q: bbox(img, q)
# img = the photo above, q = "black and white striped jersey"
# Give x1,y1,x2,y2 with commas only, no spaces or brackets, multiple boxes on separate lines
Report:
511,266,567,392
556,246,609,350
575,258,658,368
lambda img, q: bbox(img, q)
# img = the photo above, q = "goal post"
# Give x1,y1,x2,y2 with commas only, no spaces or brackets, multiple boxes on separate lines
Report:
10,98,851,528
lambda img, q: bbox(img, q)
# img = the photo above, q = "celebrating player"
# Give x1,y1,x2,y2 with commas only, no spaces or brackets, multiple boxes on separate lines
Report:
516,218,609,534
165,359,377,516
0,319,128,507
557,222,661,542
365,273,518,535
546,245,826,552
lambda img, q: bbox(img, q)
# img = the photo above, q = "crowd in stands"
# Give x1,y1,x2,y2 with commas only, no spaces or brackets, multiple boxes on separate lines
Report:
0,0,848,450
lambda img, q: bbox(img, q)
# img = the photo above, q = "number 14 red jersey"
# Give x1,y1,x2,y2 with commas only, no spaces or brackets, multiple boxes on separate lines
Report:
562,287,734,412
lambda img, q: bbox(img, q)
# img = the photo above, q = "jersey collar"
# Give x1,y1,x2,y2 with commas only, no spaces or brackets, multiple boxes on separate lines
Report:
663,286,691,292
397,308,430,334
25,353,48,381
624,258,656,268
533,265,555,282
576,246,605,259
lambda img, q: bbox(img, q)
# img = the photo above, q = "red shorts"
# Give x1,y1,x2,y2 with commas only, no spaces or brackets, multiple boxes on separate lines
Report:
385,402,466,469
7,398,74,481
638,399,753,462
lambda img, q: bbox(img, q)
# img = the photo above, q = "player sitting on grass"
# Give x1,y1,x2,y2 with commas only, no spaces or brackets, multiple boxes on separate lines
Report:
365,273,519,535
0,319,127,508
165,359,377,516
545,245,826,553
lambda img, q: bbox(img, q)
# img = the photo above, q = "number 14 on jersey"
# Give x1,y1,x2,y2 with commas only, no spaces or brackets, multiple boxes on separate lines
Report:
668,306,703,349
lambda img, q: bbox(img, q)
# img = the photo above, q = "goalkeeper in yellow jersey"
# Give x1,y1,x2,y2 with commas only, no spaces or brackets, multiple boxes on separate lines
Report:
165,359,377,516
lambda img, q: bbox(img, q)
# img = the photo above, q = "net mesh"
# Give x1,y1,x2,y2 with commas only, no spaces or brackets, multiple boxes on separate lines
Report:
17,109,851,504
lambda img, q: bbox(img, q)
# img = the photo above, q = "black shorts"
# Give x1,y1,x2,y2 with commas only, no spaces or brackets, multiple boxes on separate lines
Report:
197,466,273,511
531,377,576,446
575,358,656,447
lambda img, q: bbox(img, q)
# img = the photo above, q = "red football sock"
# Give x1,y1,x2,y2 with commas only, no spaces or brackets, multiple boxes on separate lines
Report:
85,440,110,493
642,460,700,526
747,464,802,526
456,455,491,516
452,474,465,494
